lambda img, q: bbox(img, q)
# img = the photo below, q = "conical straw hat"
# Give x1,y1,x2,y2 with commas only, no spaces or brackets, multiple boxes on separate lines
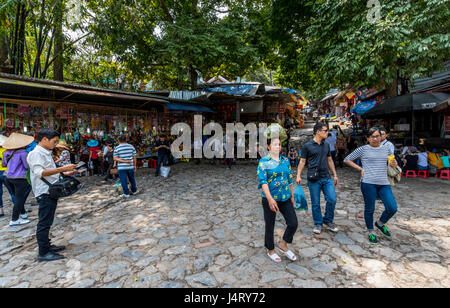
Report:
56,141,70,150
0,135,7,146
2,133,35,150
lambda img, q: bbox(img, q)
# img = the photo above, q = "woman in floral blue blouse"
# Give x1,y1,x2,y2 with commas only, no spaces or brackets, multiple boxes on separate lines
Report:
257,138,298,262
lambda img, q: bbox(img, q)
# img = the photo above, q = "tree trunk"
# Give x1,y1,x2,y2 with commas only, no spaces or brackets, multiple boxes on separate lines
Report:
0,35,10,73
385,79,398,98
53,0,64,81
17,3,27,75
189,65,198,90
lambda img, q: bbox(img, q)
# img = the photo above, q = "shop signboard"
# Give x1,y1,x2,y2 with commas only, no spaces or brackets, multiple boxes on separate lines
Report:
241,100,263,114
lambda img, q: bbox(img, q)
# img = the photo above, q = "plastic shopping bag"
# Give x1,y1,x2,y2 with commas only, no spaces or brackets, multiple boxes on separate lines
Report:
294,185,308,211
160,166,171,178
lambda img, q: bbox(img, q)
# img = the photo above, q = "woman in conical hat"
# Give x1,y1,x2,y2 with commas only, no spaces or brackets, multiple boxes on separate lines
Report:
0,135,15,217
55,141,71,167
2,133,34,226
2,133,35,150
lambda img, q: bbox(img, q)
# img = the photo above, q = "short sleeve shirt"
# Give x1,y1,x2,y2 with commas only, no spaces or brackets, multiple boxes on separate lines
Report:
301,139,331,180
156,141,171,156
113,144,137,170
257,155,293,202
57,150,71,167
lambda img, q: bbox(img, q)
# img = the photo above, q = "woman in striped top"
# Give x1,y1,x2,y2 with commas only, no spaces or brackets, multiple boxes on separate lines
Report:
344,127,399,245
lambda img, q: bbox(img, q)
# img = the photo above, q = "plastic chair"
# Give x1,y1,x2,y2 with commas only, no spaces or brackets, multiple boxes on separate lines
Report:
150,159,157,169
405,170,417,178
440,170,450,180
417,170,429,178
441,156,450,169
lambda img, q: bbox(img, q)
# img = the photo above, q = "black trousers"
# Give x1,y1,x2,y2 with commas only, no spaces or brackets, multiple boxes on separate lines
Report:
6,178,30,221
262,198,298,251
36,194,58,256
104,162,115,181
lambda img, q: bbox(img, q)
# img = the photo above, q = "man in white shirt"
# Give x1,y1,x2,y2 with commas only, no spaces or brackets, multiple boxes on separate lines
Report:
27,129,77,262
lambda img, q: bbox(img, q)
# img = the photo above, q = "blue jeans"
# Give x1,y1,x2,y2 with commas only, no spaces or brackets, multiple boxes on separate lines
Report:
307,178,337,226
361,182,398,231
156,154,168,175
0,171,15,208
418,165,428,170
118,169,137,196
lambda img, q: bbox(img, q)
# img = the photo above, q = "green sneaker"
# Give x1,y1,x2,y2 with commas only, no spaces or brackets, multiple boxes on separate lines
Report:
368,233,378,245
375,222,392,239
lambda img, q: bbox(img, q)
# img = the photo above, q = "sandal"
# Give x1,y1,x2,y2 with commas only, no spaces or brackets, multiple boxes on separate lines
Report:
277,247,297,261
267,252,282,263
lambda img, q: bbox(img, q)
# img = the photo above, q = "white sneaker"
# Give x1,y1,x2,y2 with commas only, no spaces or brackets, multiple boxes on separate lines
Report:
120,194,130,198
10,218,30,227
131,190,139,195
313,225,322,234
20,213,28,219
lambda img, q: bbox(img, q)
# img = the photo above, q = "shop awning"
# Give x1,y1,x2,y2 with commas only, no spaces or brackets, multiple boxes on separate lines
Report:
0,73,168,111
410,60,450,93
363,92,450,119
433,97,450,113
320,88,339,102
351,101,377,114
201,84,264,96
164,103,213,113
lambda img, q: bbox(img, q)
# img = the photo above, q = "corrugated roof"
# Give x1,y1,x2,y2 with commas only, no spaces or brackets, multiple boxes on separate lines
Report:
410,60,450,93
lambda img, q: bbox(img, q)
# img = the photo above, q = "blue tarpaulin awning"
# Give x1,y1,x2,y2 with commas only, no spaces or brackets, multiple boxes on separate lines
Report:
351,101,377,114
165,103,213,113
202,84,262,96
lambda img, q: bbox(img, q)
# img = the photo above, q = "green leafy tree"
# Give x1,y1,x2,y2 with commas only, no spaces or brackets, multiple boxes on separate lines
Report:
0,0,90,79
271,0,450,98
87,0,275,90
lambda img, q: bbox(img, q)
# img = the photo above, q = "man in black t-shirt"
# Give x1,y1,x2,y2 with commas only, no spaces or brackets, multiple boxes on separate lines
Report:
297,123,339,235
403,151,418,172
154,135,171,176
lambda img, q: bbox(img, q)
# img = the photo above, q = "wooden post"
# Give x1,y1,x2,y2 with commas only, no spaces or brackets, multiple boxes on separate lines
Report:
236,101,240,122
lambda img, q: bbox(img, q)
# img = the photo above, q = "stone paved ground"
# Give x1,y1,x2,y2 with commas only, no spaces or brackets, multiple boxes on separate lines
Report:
0,160,449,288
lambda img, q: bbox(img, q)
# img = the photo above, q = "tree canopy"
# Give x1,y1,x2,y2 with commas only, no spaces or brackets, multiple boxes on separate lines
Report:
86,0,274,90
0,0,448,94
271,0,450,98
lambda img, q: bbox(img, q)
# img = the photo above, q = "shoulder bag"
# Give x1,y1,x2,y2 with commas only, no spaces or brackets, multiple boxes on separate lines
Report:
40,176,83,199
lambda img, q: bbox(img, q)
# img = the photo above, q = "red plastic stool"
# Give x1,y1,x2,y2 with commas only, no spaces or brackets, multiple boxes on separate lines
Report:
440,170,450,180
417,170,429,178
435,170,441,178
405,170,417,178
150,159,157,169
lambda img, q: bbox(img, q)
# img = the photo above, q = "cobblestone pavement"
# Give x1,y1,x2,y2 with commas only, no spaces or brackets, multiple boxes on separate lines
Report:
0,161,449,288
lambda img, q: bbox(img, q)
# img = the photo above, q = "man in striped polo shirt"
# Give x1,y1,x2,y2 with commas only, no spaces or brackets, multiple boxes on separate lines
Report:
114,135,138,198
